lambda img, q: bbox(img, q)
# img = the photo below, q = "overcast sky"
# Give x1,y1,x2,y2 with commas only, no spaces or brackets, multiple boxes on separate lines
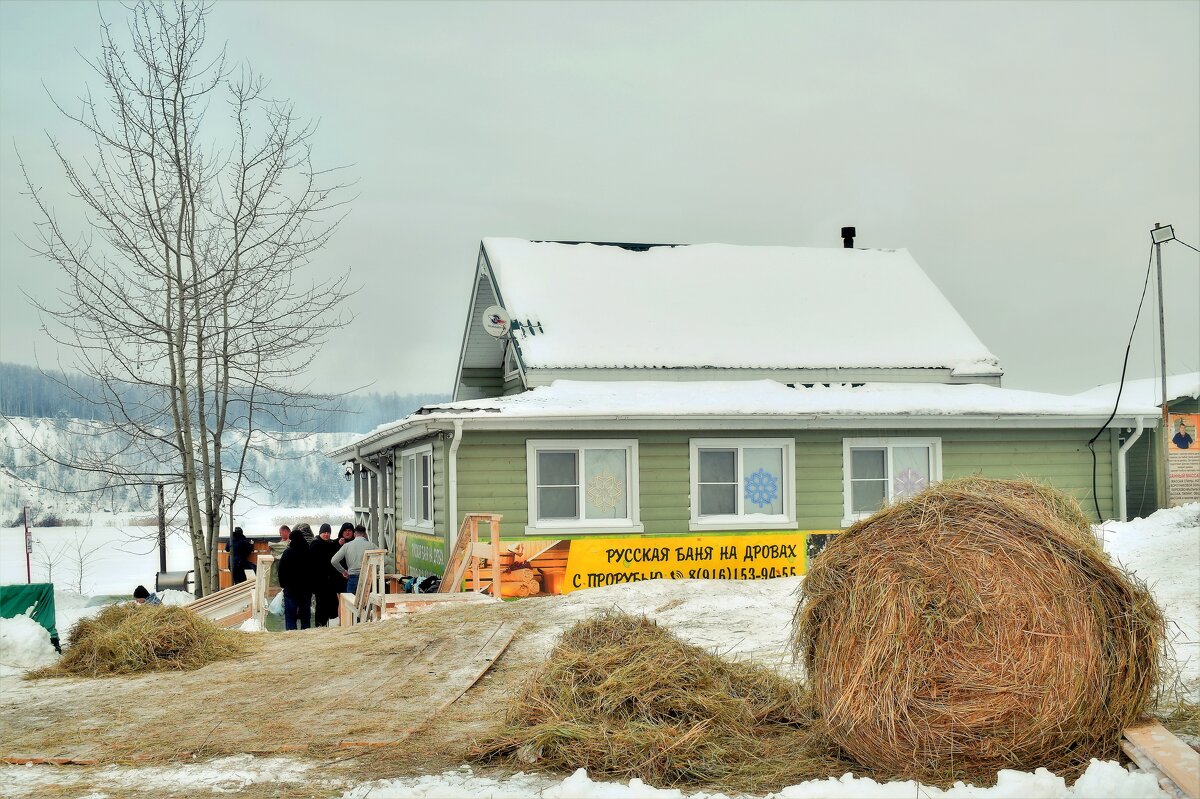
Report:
1,1,1197,398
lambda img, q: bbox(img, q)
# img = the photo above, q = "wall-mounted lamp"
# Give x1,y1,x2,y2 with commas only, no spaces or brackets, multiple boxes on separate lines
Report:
343,463,353,481
385,460,394,475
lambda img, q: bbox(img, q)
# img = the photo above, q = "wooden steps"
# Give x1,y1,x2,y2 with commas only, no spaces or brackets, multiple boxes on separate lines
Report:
439,513,503,596
185,582,253,628
184,554,274,629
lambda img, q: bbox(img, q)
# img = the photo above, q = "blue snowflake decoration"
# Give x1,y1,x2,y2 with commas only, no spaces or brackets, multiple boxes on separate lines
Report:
744,468,780,508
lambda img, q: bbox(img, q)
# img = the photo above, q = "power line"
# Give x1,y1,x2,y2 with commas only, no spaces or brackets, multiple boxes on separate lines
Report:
1087,245,1156,521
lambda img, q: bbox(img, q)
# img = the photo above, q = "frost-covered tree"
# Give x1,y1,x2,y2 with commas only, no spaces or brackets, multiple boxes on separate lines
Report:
17,0,353,595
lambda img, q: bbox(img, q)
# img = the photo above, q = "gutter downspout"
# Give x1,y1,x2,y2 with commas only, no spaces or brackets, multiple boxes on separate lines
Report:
448,419,464,554
1116,417,1145,522
355,446,384,546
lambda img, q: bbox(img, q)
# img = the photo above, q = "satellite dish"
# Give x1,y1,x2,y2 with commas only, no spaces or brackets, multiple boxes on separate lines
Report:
481,305,511,338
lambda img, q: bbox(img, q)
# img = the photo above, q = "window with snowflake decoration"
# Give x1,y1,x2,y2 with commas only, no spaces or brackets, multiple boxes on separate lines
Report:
690,439,794,530
843,437,941,524
526,440,643,533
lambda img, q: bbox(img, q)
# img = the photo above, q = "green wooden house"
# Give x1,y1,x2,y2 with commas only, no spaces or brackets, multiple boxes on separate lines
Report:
331,239,1161,592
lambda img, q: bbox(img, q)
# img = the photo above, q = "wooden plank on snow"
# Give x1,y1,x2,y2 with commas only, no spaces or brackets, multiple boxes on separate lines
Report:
1122,720,1199,799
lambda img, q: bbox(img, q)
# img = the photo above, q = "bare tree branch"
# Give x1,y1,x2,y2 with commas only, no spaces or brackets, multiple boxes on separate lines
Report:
18,0,354,595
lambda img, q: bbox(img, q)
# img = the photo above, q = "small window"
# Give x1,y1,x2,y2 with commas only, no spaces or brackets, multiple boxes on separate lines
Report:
525,440,642,534
689,438,795,531
401,444,434,532
842,437,941,524
503,342,521,380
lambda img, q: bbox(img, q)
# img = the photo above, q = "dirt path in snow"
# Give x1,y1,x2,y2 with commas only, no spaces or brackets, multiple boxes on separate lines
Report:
0,579,802,797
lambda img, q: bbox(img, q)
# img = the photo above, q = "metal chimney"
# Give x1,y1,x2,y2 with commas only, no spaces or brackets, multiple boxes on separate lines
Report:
841,226,856,248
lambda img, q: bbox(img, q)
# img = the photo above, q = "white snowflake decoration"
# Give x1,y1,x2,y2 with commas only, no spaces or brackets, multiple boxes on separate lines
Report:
586,472,622,512
744,468,779,508
893,467,928,499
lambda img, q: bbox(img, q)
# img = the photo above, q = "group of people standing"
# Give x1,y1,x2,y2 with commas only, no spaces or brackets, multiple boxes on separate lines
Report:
276,521,372,630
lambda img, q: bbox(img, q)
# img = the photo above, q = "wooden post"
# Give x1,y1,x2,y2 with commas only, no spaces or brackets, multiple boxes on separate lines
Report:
253,554,274,627
490,515,502,600
472,511,482,590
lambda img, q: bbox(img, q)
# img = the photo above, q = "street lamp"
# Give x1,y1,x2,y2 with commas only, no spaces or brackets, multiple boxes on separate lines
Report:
1151,223,1175,508
1151,223,1175,245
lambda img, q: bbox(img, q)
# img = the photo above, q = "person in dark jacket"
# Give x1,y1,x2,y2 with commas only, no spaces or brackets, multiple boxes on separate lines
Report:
277,533,312,630
308,523,342,626
334,522,354,592
225,527,255,585
293,522,315,544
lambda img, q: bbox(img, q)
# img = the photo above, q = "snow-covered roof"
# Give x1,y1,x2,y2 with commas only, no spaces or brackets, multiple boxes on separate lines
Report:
481,239,1002,376
1074,372,1200,407
332,380,1160,457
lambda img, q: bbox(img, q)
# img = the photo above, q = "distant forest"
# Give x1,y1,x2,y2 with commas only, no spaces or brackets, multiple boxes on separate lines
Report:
0,362,448,434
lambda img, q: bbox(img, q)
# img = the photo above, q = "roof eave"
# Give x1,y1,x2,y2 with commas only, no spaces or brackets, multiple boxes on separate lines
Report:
328,410,1158,458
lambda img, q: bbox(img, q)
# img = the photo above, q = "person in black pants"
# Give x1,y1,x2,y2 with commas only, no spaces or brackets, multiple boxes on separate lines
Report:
277,532,312,630
308,523,342,627
225,527,255,585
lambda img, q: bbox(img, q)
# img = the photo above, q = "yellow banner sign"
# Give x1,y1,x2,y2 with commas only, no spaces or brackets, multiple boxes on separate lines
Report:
562,532,817,593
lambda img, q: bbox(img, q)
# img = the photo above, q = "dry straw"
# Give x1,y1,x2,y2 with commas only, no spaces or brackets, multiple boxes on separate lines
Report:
472,611,852,792
29,602,249,678
793,477,1165,784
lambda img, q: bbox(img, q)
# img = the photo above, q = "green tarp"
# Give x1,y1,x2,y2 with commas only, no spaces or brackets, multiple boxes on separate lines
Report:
0,583,58,642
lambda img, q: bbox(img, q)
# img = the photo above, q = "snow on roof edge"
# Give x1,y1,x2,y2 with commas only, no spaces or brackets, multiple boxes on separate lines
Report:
330,380,1159,458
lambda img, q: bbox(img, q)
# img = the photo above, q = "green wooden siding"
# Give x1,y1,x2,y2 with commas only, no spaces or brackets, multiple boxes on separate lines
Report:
1125,433,1158,520
459,367,504,397
453,427,1116,539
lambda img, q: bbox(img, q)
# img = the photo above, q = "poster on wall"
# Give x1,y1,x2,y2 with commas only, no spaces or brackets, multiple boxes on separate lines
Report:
463,532,833,597
1166,412,1199,507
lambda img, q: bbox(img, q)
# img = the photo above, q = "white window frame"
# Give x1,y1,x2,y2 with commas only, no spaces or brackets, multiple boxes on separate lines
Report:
401,443,434,533
689,438,796,531
503,342,521,382
525,439,643,535
842,436,942,526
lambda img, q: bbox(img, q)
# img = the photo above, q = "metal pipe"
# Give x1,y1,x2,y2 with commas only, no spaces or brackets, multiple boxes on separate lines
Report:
1117,417,1145,522
448,419,464,552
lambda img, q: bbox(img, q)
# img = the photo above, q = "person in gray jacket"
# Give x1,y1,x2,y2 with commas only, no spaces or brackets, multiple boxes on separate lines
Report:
331,525,372,595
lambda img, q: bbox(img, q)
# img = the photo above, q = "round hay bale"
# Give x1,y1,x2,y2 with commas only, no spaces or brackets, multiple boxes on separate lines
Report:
30,602,249,678
792,478,1164,783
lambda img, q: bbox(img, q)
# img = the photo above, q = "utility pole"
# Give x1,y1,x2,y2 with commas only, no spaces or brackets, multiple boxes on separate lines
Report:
23,506,32,583
1150,223,1175,509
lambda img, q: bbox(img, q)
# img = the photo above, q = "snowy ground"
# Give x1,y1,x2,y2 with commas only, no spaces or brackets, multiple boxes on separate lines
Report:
1101,504,1200,697
0,504,1195,799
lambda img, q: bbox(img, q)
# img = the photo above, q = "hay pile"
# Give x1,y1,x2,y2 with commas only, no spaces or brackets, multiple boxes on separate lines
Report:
29,603,249,678
473,612,848,791
793,477,1165,784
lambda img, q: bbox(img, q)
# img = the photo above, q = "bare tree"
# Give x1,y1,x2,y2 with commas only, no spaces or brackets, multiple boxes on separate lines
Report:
33,537,69,586
66,529,107,595
17,0,353,595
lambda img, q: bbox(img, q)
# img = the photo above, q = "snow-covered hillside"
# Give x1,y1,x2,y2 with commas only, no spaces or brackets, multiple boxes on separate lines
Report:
1,416,355,520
